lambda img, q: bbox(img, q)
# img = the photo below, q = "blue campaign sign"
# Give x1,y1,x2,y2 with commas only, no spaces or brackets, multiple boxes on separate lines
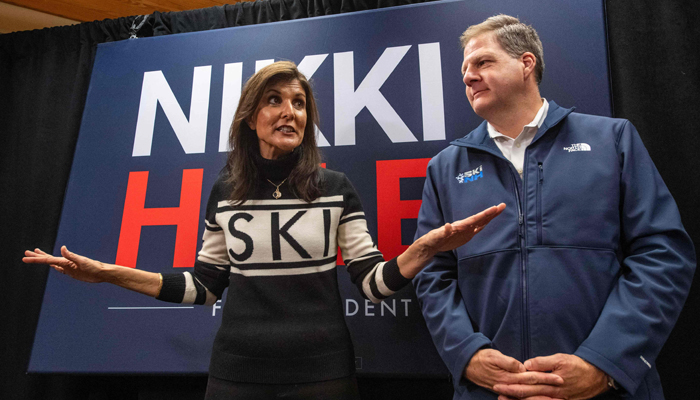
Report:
29,0,610,374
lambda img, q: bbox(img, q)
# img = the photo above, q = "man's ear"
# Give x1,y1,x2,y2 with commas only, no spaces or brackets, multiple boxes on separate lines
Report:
521,52,537,81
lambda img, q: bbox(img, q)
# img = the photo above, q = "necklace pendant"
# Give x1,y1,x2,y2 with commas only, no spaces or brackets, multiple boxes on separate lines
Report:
267,178,287,199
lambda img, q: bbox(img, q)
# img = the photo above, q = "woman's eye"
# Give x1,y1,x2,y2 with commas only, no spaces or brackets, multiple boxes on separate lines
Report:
293,99,305,109
269,96,281,104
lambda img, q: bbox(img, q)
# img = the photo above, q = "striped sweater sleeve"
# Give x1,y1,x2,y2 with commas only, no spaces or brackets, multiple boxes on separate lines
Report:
335,172,411,303
157,174,231,306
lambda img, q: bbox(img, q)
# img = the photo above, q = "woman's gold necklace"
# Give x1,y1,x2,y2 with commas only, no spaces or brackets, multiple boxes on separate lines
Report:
267,178,288,199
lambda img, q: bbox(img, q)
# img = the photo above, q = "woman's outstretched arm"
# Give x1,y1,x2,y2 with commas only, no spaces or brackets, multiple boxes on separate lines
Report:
396,203,506,279
23,246,162,297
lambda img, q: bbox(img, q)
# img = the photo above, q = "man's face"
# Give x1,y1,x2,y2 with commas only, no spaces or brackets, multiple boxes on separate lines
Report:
461,33,527,119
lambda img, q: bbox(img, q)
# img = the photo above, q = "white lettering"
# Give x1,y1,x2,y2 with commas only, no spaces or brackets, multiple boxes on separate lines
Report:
255,59,275,72
333,46,417,146
418,43,445,141
344,298,411,317
133,66,212,156
402,298,411,316
297,54,331,147
212,299,222,316
381,299,396,316
136,45,448,156
364,299,375,316
219,62,242,152
346,299,359,316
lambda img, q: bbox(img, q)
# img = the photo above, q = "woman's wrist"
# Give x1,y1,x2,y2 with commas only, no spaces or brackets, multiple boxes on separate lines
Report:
398,236,437,279
97,263,118,284
99,263,162,297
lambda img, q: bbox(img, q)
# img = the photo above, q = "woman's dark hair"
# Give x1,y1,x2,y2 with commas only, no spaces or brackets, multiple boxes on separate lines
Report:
226,61,322,204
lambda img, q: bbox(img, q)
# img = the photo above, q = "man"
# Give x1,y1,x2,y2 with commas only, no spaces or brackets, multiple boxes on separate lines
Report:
413,15,695,400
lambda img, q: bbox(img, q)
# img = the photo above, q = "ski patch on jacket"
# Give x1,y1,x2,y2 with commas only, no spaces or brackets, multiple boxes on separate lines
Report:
456,165,483,183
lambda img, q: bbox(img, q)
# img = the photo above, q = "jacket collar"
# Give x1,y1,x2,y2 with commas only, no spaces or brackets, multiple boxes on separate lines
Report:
450,101,575,152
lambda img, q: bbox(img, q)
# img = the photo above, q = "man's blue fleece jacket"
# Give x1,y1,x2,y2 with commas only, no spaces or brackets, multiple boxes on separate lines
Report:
413,101,696,399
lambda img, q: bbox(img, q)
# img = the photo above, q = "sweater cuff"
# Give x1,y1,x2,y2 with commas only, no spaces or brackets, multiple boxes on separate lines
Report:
156,273,186,303
382,257,412,292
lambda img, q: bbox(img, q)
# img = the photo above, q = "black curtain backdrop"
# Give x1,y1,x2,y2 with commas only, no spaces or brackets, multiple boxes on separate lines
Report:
1,0,697,399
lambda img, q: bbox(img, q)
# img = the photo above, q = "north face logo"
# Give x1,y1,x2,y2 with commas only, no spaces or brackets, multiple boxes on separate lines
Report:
563,143,591,152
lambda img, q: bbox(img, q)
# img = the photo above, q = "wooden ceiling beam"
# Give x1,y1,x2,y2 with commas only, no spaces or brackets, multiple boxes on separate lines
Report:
1,0,251,23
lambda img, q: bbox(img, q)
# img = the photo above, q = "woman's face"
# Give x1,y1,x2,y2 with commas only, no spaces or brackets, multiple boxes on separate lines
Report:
247,79,307,160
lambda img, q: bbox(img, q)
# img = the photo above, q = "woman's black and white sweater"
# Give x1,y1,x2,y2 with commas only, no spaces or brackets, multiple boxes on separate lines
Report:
157,152,411,384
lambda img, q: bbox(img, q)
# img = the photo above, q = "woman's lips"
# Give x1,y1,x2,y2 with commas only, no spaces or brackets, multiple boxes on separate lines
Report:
276,125,295,133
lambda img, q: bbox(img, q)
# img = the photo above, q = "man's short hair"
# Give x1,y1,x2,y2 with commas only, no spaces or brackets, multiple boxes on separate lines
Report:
460,14,545,84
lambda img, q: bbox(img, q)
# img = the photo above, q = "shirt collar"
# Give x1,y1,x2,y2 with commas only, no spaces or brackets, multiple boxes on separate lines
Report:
487,98,549,141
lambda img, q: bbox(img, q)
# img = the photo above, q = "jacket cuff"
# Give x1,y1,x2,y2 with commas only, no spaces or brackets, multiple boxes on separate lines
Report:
575,345,634,395
156,273,186,303
382,257,412,292
453,334,492,390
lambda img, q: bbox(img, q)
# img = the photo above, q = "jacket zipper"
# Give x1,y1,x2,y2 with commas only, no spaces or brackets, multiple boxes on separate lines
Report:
510,167,529,361
463,142,542,361
537,163,543,244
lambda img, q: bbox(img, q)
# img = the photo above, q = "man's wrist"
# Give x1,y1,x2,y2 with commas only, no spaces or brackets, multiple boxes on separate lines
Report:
606,374,619,391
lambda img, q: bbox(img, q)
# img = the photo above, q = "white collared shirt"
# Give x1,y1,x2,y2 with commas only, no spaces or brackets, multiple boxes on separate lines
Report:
487,99,549,177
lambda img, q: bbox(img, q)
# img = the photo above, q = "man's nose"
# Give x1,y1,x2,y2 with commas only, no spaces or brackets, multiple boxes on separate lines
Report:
463,67,479,86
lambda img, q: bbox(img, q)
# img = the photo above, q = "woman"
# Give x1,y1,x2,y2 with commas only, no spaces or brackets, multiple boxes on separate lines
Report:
25,61,505,399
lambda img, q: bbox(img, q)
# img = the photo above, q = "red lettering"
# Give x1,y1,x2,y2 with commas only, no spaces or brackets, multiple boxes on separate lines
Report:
116,169,203,268
376,158,430,259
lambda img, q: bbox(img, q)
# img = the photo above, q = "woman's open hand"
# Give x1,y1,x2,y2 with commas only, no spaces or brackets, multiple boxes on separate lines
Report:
24,246,106,283
425,203,506,253
397,203,506,279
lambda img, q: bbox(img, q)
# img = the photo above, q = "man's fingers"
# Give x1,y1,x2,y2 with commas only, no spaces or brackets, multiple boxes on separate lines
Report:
501,371,564,386
493,383,561,399
524,355,560,372
500,397,562,400
493,352,527,373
